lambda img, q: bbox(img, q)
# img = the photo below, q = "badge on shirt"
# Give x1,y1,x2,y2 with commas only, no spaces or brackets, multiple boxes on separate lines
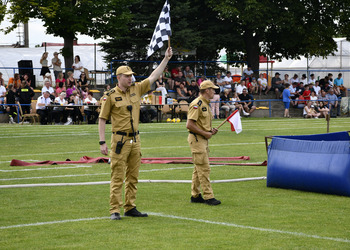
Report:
130,93,136,97
115,97,122,101
202,107,207,112
197,100,202,106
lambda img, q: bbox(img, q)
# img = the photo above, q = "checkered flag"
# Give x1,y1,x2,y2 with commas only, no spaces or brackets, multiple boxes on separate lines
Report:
147,0,171,58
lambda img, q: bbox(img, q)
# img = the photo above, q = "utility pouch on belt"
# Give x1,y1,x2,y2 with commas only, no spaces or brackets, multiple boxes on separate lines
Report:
115,136,125,154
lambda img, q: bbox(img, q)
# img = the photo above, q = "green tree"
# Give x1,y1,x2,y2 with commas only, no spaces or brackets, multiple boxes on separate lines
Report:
208,0,350,75
1,0,131,69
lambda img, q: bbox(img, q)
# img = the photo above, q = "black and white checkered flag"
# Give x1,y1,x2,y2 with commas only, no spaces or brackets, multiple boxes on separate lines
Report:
147,0,171,58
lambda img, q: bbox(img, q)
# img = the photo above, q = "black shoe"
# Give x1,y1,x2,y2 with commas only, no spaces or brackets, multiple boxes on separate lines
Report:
110,213,121,220
191,194,205,203
124,207,148,217
205,198,221,206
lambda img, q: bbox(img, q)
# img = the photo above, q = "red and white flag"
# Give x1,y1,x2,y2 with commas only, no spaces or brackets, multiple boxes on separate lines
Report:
227,110,242,134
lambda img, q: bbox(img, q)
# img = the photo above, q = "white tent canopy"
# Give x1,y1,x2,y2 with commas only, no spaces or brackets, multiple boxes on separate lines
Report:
0,45,108,86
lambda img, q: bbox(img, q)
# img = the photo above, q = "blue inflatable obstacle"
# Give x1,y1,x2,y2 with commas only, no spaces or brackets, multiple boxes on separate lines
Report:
266,131,350,196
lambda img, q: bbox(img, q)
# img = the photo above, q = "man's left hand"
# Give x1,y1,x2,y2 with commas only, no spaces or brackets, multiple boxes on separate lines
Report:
211,128,218,135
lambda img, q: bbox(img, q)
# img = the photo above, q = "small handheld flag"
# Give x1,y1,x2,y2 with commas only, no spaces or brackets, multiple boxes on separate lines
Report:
215,109,242,134
147,0,172,58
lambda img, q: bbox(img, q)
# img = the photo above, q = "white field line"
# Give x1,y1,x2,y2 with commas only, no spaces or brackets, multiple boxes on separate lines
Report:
0,213,349,244
0,165,92,172
0,176,266,188
0,142,264,159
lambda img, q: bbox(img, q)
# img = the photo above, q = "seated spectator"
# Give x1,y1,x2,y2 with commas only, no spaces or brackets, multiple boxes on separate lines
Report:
171,65,182,79
8,73,21,89
176,82,189,101
55,72,66,91
303,101,320,119
188,80,200,102
18,80,35,115
302,85,311,101
282,74,290,84
155,75,168,97
282,84,291,118
220,89,235,117
333,73,346,96
5,84,17,124
0,79,6,103
317,89,329,107
44,72,53,86
317,101,330,118
84,92,99,124
271,72,284,99
56,81,66,97
231,92,243,114
300,74,307,85
296,82,305,96
313,80,321,96
257,73,271,95
22,73,32,88
238,88,256,116
52,92,68,125
236,80,247,95
319,76,329,89
174,71,186,85
222,71,233,93
0,72,4,86
310,91,318,105
308,74,316,85
243,65,254,81
66,79,78,98
215,72,225,92
77,72,89,90
197,75,206,86
326,88,340,116
36,91,52,125
65,92,83,125
247,77,258,94
209,81,221,119
328,73,334,86
162,66,174,90
42,78,55,100
290,74,299,85
183,66,195,85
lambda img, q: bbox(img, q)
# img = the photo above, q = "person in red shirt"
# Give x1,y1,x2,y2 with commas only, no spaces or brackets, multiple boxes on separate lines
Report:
171,65,181,79
302,85,311,101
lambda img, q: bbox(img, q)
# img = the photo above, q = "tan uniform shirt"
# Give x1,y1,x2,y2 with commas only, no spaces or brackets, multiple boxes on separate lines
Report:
99,79,150,132
187,95,212,132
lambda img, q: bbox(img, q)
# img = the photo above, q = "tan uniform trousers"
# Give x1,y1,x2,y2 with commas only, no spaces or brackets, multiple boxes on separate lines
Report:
188,133,214,200
110,133,141,214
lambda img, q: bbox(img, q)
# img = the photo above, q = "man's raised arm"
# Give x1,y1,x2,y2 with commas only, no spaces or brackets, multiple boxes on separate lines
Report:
149,47,173,84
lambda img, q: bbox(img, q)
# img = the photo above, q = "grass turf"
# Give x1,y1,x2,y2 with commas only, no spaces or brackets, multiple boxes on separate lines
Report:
0,117,350,249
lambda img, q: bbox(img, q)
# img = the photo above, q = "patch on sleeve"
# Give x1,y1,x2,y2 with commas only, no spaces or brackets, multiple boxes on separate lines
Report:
202,107,207,111
115,97,122,101
197,100,202,106
193,106,198,109
103,96,107,101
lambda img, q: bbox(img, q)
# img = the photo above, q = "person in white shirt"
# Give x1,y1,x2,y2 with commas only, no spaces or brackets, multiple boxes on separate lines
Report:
36,91,52,124
236,80,247,95
257,73,271,95
73,55,84,80
41,78,55,97
52,92,68,124
243,65,254,80
215,72,225,92
0,81,6,103
308,74,316,85
290,74,299,85
288,82,298,107
313,80,321,96
300,74,307,85
84,91,98,124
223,71,233,93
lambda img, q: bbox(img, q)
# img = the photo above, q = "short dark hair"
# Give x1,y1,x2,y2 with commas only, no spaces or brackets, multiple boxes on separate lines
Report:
88,91,93,96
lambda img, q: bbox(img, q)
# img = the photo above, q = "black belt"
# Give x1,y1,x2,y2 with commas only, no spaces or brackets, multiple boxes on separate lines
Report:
189,131,206,141
113,131,139,137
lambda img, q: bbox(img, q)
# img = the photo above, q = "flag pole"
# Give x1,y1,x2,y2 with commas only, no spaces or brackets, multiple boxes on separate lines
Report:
215,119,227,130
168,36,171,48
326,114,330,133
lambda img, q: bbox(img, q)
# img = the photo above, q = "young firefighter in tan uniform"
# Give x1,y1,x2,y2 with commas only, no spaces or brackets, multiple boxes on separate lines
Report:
186,80,221,205
99,47,173,220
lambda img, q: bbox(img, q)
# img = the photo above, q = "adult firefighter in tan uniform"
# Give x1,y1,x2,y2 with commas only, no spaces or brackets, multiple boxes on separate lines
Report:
186,80,221,206
99,47,173,220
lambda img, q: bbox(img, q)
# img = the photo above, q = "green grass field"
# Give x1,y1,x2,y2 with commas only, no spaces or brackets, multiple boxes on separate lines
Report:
1,117,350,249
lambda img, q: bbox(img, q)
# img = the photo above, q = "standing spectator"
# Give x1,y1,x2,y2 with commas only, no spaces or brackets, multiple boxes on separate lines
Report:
22,73,32,87
5,84,17,124
8,73,21,89
257,73,270,95
40,52,51,80
155,75,168,97
0,72,4,86
313,80,321,95
52,52,62,80
238,88,256,116
271,72,283,99
290,74,299,85
72,55,84,80
308,73,316,85
17,80,35,115
162,66,173,90
209,81,221,119
36,91,52,124
326,89,340,116
282,83,291,118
